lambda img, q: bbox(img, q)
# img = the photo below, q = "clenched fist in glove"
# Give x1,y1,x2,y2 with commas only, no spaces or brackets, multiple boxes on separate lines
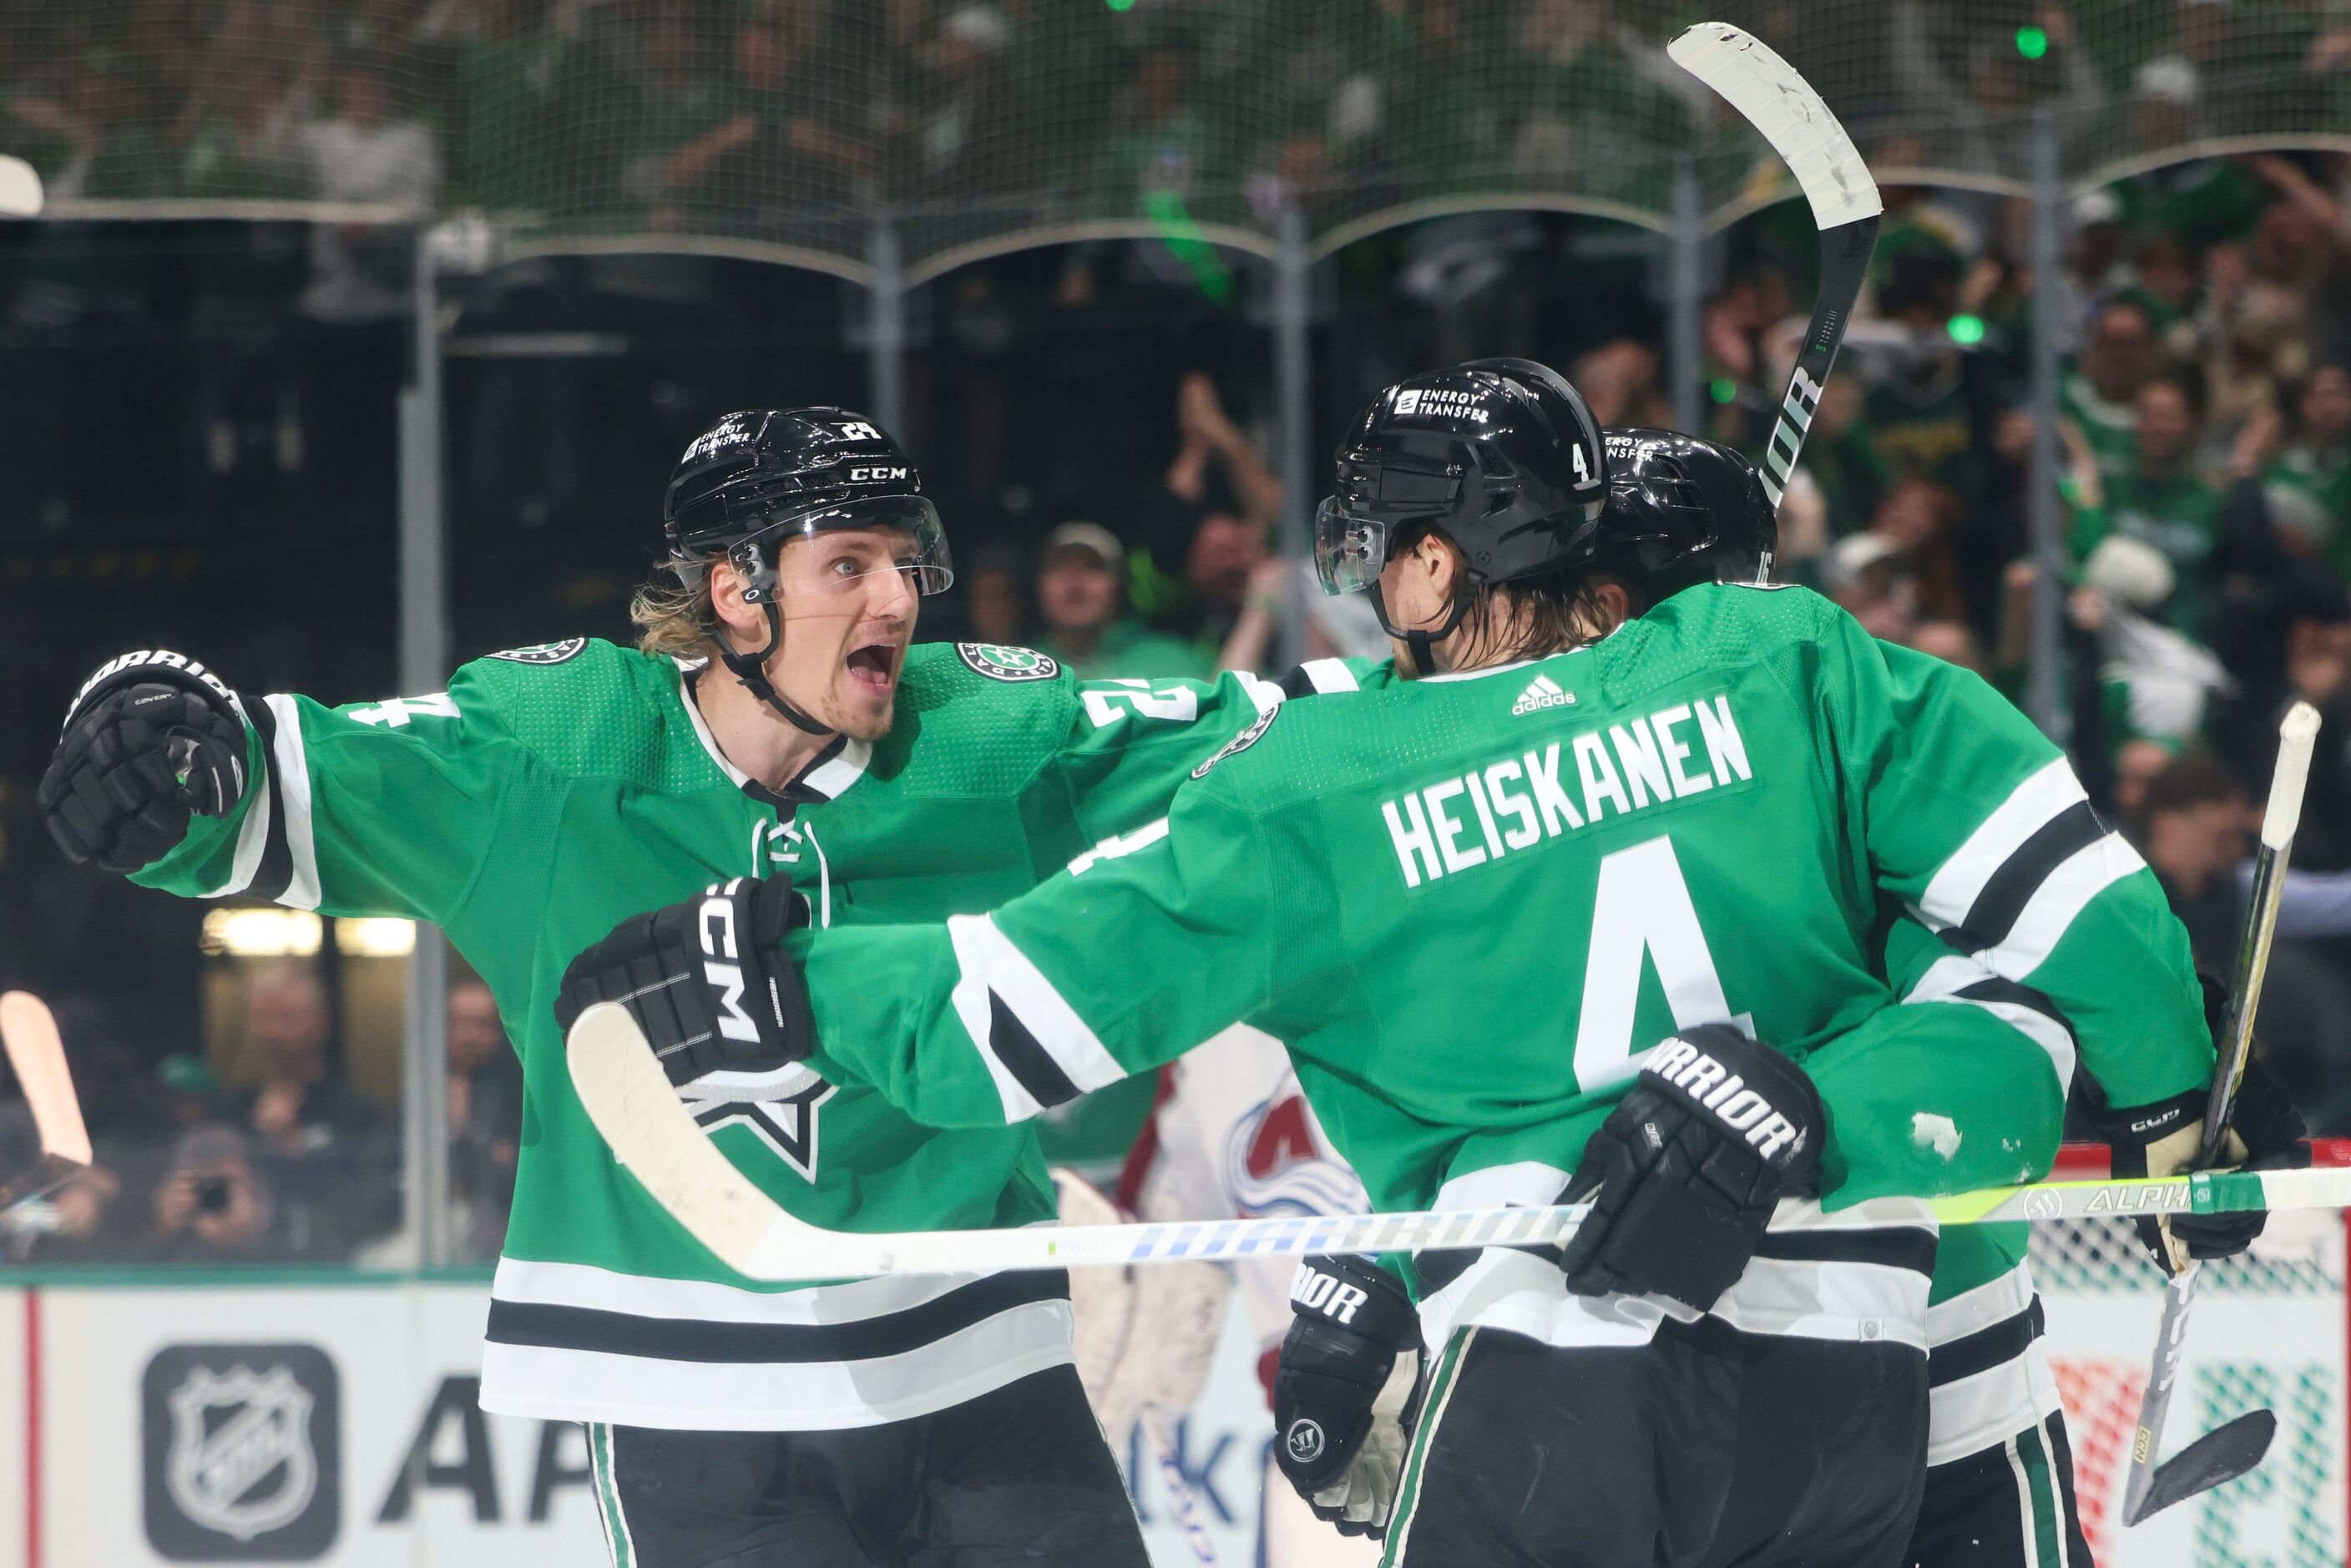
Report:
556,875,816,1100
1560,1022,1824,1313
42,651,247,873
2088,979,2310,1275
1272,1255,1422,1539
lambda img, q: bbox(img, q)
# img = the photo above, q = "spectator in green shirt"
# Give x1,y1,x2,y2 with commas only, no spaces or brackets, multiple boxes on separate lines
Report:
2262,363,2351,580
1033,521,1211,683
2075,371,2223,636
2063,300,2162,485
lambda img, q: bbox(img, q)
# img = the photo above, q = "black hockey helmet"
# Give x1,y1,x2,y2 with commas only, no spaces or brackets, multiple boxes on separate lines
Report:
664,407,953,603
662,407,953,736
1316,358,1608,598
1597,427,1777,603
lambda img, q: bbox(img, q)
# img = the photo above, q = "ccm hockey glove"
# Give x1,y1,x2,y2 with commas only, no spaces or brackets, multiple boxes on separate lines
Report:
41,650,247,873
556,875,815,1098
1272,1255,1423,1539
1560,1022,1823,1313
2089,983,2309,1275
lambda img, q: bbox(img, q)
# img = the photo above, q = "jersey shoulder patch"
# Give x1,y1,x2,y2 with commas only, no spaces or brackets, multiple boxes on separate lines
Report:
954,642,1060,682
1191,701,1279,778
484,636,589,665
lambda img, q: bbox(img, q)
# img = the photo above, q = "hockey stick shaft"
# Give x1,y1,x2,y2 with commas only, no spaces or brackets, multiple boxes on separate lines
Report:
569,1000,2351,1281
0,154,41,218
0,992,92,1172
1667,23,1882,513
2121,701,2321,1526
1140,1406,1220,1565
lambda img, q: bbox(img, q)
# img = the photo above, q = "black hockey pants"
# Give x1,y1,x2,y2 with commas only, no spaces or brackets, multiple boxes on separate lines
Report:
583,1364,1148,1568
1380,1315,1928,1567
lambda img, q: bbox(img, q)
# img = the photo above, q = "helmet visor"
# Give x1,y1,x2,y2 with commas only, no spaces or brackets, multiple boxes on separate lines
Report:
731,493,954,595
1314,495,1392,597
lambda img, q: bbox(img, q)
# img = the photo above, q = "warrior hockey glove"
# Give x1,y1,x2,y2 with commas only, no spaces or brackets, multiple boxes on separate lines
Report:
41,651,248,873
2088,980,2309,1274
1272,1255,1423,1540
1560,1022,1823,1313
555,876,816,1098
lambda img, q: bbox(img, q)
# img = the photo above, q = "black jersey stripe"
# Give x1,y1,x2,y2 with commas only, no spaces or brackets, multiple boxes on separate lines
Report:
1954,975,2073,1035
986,991,1082,1110
1927,1299,2042,1388
1277,665,1318,701
486,1268,1071,1364
242,696,294,903
1752,1226,1938,1277
1941,802,2107,952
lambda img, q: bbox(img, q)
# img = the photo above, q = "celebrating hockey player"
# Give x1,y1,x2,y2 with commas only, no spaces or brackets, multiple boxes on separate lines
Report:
1597,426,2310,1567
38,406,1378,1567
560,359,2226,1564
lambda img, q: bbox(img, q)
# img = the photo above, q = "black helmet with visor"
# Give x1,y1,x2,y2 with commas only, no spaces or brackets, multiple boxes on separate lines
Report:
663,407,952,734
1315,359,1608,670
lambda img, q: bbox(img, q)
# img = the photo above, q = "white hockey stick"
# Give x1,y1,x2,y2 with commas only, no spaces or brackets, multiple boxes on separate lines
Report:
1668,23,1881,514
0,156,44,219
2120,701,2323,1525
0,992,92,1212
568,1001,2351,1281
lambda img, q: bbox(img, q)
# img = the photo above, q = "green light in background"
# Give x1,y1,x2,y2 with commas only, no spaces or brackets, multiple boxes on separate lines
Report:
1948,313,1987,346
1709,377,1737,404
1143,190,1233,302
1106,0,1136,11
2015,26,2049,59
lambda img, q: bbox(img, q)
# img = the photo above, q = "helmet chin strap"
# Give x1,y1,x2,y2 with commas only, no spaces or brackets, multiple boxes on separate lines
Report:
1370,574,1477,678
718,601,837,737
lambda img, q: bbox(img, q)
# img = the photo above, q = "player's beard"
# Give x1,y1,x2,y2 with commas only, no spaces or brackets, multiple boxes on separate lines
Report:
767,621,908,741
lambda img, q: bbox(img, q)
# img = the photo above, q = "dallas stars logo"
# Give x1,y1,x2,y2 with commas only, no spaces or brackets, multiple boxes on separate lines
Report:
956,643,1060,681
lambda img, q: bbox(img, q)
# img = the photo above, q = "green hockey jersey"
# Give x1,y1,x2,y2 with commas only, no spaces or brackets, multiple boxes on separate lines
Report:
133,635,1369,1428
795,585,2212,1353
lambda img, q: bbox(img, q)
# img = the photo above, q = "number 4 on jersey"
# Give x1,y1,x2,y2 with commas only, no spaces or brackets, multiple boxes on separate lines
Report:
1574,836,1752,1090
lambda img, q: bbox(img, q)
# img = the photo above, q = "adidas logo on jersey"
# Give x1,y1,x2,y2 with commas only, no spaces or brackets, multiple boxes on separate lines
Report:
1512,675,1574,716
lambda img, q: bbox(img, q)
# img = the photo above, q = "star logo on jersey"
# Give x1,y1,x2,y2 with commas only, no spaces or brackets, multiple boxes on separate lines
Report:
486,637,587,665
957,643,1060,682
689,1079,838,1181
1511,674,1575,716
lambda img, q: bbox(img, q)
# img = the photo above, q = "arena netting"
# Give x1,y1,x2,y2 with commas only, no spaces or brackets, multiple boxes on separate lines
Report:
9,2,2351,275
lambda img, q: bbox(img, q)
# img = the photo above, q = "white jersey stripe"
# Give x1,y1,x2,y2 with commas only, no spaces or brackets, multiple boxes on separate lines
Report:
1300,658,1361,695
493,1255,1014,1325
949,913,1126,1110
205,707,273,898
1922,1259,2034,1347
262,694,321,910
1972,834,2145,984
478,1295,1075,1431
1904,953,2077,1097
1928,1338,2065,1468
948,915,1044,1121
1919,760,2087,930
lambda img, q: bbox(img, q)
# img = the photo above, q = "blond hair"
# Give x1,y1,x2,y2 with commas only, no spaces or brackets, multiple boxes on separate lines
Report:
629,564,720,660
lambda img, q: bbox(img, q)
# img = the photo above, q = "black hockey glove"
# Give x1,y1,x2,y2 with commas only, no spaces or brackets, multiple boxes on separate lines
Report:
1272,1255,1423,1540
1560,1023,1823,1313
2087,980,2310,1274
40,651,248,874
555,875,815,1098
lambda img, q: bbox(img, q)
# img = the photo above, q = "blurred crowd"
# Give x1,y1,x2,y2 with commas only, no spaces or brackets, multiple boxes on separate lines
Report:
13,0,2351,1265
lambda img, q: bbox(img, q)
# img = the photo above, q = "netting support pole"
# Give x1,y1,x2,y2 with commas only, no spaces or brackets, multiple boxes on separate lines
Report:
869,218,907,437
2026,112,2069,742
1670,154,1704,435
398,222,453,1270
1275,203,1312,670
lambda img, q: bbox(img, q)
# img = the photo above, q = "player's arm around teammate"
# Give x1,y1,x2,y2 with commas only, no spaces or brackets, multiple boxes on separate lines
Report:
569,362,2116,1567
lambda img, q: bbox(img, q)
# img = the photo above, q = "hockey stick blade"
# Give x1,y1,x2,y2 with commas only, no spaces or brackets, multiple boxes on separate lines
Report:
2131,1409,2275,1523
1670,22,1882,511
573,1004,2351,1280
0,155,43,218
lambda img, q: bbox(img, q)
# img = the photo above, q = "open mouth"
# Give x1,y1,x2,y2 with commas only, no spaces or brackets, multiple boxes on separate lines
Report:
844,643,899,694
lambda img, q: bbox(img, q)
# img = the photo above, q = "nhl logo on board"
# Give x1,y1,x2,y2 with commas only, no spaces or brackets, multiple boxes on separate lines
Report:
957,643,1060,682
144,1343,340,1559
487,637,586,665
1285,1418,1327,1465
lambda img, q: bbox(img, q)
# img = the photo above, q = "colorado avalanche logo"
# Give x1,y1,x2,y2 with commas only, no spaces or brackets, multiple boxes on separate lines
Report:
1225,1089,1368,1218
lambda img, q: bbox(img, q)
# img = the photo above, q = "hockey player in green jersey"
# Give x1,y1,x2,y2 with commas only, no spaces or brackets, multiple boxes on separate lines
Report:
1598,427,2308,1568
562,361,2211,1565
38,407,1379,1568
